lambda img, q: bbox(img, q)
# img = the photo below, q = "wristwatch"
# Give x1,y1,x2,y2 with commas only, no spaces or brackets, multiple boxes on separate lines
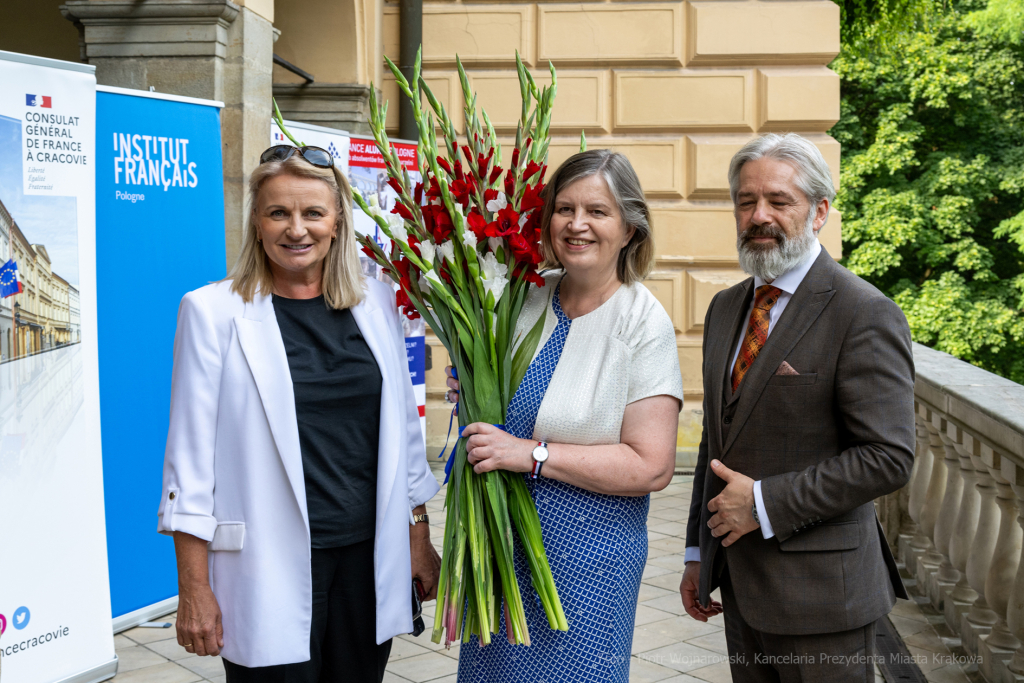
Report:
751,502,760,526
413,513,429,525
531,441,549,479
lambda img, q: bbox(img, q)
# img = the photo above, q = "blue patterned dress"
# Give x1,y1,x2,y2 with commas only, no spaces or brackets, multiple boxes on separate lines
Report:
457,288,650,683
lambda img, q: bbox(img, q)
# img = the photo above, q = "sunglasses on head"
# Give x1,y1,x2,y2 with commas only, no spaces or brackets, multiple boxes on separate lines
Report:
259,145,335,169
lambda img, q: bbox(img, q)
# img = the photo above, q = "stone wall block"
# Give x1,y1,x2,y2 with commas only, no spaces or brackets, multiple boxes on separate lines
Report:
686,1,840,66
544,136,685,198
757,67,840,132
644,271,685,334
465,69,611,134
273,84,374,135
650,204,736,262
383,5,536,67
684,132,839,200
537,4,683,66
613,70,754,133
684,269,748,333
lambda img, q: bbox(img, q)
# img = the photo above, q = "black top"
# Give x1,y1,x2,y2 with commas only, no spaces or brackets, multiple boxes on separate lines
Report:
273,294,383,548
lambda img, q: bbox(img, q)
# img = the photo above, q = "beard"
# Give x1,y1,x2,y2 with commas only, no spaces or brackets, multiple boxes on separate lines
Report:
736,210,817,282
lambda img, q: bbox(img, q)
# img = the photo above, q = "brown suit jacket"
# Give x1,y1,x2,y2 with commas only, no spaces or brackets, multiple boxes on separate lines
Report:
685,247,914,636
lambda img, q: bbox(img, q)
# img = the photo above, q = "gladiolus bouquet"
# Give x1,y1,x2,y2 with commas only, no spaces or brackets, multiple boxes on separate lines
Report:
353,49,570,648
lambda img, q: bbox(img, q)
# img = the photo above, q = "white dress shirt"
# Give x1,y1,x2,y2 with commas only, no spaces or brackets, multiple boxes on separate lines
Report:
685,240,821,564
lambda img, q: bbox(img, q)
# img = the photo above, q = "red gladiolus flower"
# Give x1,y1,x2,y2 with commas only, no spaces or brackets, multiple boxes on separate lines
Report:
504,169,516,197
489,166,503,185
425,205,454,242
451,179,471,208
391,201,415,221
484,189,499,204
454,160,465,181
476,149,495,177
511,147,521,169
408,234,422,256
414,182,424,204
485,205,521,238
467,209,488,241
387,177,404,195
426,177,443,198
507,232,541,265
513,262,546,287
437,156,453,176
361,244,376,260
396,288,420,320
524,161,542,182
521,183,544,213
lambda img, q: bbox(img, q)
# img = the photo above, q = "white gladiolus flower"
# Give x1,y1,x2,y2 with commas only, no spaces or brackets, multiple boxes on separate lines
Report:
519,213,530,228
389,215,408,243
368,193,379,209
488,237,504,253
463,231,478,249
486,192,507,213
480,252,509,304
438,240,456,263
425,269,445,290
419,240,436,265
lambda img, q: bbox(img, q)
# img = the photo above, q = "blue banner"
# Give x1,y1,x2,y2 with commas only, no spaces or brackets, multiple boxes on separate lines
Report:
95,88,226,620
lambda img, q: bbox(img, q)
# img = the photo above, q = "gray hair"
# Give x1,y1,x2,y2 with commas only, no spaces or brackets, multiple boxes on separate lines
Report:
728,133,836,207
539,149,655,284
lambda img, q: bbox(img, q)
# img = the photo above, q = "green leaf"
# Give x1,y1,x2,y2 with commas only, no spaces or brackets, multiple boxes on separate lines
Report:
510,308,547,396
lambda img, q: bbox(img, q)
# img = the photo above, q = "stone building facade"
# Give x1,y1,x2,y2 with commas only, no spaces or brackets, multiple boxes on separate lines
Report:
1,0,840,448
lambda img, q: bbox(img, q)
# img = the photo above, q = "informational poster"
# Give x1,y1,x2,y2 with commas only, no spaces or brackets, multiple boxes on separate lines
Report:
0,51,117,683
96,86,226,629
349,137,426,442
271,119,350,173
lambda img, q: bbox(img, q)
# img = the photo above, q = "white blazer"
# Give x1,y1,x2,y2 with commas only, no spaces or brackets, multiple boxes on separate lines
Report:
157,278,440,667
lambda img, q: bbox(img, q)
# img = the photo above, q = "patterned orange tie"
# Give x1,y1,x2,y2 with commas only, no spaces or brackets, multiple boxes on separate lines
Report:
731,285,783,392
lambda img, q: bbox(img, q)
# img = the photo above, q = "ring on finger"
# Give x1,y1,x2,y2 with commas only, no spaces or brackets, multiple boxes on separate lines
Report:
445,389,458,404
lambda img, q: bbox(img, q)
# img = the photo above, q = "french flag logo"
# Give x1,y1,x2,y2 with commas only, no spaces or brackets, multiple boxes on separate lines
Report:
273,131,287,142
26,94,52,108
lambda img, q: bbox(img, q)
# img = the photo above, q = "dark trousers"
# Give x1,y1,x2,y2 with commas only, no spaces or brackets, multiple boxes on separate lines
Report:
720,569,877,683
224,539,392,683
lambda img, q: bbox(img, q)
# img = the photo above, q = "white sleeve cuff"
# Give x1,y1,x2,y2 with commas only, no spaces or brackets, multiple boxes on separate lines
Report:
684,546,701,563
754,480,775,539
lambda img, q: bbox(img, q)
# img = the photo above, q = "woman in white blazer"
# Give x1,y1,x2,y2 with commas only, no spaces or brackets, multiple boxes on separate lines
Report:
157,144,440,682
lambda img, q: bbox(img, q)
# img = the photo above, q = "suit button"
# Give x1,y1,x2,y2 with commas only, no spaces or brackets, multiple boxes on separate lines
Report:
169,492,176,500
723,416,733,424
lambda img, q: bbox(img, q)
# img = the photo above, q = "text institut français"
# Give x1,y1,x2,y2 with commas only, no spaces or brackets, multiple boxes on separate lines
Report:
112,132,199,191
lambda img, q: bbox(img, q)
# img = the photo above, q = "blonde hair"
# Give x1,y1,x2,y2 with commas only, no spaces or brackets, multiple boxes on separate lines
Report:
539,149,655,285
229,154,364,309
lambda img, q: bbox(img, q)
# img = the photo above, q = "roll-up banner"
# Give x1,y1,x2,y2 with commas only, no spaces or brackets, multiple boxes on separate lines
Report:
271,121,426,443
96,86,226,630
0,51,117,683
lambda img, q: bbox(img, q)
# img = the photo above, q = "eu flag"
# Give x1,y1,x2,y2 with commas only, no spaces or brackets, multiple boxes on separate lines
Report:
0,260,22,298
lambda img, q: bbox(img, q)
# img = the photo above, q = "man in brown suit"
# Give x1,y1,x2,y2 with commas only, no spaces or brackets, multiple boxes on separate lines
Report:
679,133,915,682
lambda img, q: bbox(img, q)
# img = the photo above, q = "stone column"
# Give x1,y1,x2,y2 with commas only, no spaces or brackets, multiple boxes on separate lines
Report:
979,456,1022,680
930,423,964,609
946,427,981,630
60,0,275,271
906,417,936,574
963,440,1002,654
1005,477,1024,676
917,419,948,587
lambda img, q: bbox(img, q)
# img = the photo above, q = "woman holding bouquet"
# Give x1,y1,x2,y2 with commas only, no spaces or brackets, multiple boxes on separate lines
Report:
158,145,440,683
449,149,683,682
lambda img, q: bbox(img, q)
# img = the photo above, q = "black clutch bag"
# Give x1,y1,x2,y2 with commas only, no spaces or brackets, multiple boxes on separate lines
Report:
411,579,425,637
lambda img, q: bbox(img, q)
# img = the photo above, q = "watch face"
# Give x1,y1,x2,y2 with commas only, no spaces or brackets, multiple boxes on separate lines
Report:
533,445,549,463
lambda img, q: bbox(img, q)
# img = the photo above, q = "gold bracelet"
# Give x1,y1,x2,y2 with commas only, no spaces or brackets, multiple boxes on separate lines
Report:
413,513,429,524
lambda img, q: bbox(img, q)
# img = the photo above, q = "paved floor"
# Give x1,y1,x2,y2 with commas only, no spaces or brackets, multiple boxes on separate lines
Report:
108,465,961,683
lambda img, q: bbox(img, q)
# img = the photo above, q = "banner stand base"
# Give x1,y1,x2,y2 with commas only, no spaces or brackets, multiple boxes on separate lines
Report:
113,596,179,634
52,656,118,683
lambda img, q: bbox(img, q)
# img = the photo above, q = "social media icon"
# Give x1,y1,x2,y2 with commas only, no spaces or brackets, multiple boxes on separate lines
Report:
13,606,30,630
0,614,6,635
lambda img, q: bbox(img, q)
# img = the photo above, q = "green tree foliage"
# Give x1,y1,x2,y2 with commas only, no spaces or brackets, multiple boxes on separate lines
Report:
831,0,1024,382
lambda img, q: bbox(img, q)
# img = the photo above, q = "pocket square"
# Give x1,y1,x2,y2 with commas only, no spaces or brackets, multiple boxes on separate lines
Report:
776,361,800,376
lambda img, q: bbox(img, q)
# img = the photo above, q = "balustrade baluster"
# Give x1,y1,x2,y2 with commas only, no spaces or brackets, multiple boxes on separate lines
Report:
947,428,982,631
931,417,964,609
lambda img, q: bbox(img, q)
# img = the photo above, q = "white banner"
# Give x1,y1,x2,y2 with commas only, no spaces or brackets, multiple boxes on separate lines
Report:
0,51,116,683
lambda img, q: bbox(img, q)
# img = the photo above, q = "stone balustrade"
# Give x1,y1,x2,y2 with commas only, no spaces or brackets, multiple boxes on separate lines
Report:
878,343,1024,682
